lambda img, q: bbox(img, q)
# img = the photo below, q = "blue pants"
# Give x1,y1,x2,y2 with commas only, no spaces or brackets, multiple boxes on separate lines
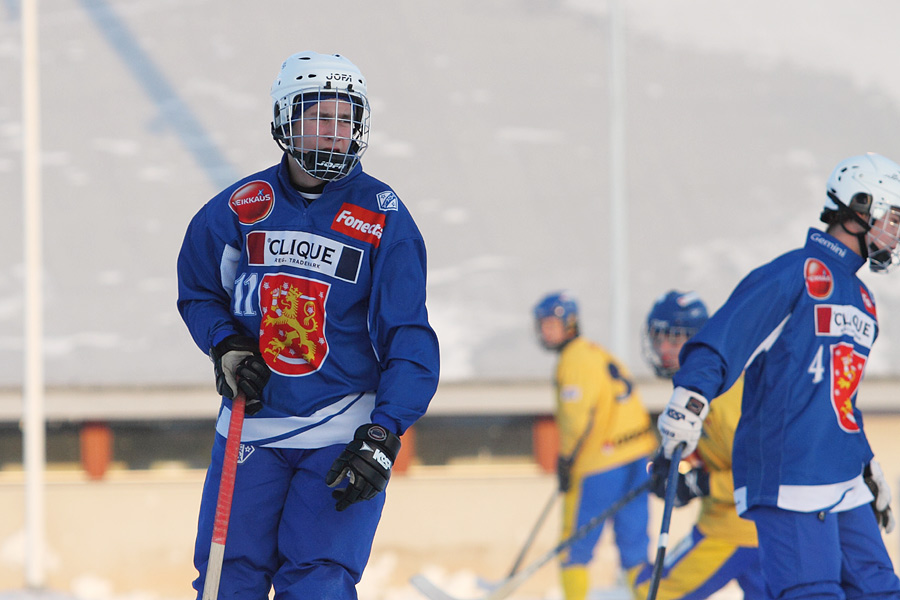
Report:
631,525,765,600
562,458,650,569
746,504,900,600
192,438,384,600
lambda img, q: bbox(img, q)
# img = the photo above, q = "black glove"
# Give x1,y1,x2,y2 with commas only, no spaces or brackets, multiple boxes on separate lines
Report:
648,452,669,499
557,455,574,493
325,424,402,511
864,460,895,533
209,335,271,416
649,452,709,508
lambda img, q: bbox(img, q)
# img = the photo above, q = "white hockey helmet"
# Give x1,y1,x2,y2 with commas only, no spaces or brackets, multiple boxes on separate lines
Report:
270,51,370,182
822,152,900,273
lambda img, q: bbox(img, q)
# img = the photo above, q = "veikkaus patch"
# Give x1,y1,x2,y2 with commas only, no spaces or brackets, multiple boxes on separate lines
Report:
229,180,275,224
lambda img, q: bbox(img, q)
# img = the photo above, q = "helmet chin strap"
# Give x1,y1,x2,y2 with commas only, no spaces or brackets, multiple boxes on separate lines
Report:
838,216,893,270
840,221,870,260
830,191,872,259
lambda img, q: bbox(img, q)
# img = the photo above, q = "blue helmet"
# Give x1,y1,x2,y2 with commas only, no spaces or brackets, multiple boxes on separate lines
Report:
533,291,579,347
534,291,578,321
643,290,708,377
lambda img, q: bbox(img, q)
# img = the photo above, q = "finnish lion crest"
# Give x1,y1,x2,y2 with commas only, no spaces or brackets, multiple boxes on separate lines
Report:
259,274,330,376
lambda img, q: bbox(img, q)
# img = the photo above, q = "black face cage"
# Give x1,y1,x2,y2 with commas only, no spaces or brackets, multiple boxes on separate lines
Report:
641,325,698,379
272,88,370,182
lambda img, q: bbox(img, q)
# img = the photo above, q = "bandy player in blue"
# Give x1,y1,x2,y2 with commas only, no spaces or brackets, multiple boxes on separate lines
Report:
657,153,900,600
177,51,440,599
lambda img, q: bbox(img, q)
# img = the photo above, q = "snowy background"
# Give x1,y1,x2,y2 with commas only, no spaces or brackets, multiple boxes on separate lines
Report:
3,1,900,598
3,0,900,389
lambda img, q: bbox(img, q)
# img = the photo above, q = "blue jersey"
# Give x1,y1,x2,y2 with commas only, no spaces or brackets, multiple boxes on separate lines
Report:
674,228,876,514
177,157,440,443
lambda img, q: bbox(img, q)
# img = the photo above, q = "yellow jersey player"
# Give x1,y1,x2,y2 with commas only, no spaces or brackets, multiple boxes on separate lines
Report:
631,290,764,600
533,291,658,600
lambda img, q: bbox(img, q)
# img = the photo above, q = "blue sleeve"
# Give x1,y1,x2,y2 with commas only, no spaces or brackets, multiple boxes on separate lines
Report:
176,206,244,353
855,411,874,461
674,254,803,400
367,237,440,434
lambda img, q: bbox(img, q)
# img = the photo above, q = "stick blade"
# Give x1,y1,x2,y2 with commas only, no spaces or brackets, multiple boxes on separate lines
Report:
410,574,470,600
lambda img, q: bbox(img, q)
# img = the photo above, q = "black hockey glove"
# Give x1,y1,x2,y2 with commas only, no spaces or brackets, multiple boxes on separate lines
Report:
209,335,271,416
649,452,709,508
557,455,574,493
325,424,401,512
864,459,895,533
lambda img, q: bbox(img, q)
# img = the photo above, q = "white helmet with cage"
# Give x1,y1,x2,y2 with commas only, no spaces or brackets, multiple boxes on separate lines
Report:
270,51,370,182
822,152,900,273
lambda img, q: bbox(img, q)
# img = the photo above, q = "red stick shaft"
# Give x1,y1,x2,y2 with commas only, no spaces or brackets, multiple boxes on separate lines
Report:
211,394,245,545
202,393,246,600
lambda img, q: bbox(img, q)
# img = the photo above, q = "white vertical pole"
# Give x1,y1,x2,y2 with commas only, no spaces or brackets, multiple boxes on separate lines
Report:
22,0,46,589
609,0,628,361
